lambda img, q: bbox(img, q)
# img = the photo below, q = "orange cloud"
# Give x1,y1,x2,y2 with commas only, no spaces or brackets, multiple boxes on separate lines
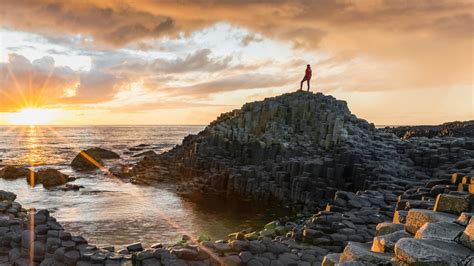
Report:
0,53,77,111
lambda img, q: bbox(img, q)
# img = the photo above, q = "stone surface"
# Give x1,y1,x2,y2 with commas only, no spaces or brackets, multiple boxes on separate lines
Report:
394,238,473,265
460,218,474,250
71,148,119,170
375,222,405,237
0,166,29,180
339,242,394,265
405,209,457,234
372,230,412,253
415,222,464,242
434,193,472,214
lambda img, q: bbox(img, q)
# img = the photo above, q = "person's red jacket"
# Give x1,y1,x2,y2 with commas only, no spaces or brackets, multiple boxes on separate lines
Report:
305,68,312,79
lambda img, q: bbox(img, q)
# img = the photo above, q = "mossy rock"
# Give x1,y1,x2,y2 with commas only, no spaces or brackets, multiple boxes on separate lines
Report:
245,232,259,241
275,226,287,236
260,229,275,238
264,221,277,230
198,234,210,242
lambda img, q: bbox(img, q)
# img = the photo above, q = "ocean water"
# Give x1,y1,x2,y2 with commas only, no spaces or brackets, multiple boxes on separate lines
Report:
0,126,275,247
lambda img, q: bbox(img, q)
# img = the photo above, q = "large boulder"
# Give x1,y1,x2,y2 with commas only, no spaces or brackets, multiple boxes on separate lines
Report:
86,147,120,159
394,238,473,265
33,169,69,187
71,148,119,170
0,166,29,180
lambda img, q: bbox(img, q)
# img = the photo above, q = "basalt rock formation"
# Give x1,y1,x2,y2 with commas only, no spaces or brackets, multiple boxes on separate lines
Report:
383,120,474,139
130,92,473,210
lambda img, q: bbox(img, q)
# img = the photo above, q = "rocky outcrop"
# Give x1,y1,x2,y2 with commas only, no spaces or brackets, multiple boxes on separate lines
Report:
71,147,120,171
130,92,474,211
383,120,474,139
322,171,474,265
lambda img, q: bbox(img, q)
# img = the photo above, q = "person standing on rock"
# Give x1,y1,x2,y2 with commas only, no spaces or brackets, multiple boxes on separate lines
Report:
299,64,312,91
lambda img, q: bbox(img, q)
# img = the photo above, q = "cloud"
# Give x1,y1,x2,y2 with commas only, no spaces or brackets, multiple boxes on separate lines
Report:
167,73,292,97
109,49,233,74
1,0,471,123
2,1,471,92
61,70,124,104
0,53,77,111
0,53,128,110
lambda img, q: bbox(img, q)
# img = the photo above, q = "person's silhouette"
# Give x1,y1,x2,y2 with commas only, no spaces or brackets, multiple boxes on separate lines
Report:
299,64,312,91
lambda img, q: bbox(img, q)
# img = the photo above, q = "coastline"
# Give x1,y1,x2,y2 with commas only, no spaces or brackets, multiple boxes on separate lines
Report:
0,91,473,265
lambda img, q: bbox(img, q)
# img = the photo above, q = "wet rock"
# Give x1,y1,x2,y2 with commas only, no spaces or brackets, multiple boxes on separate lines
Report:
0,166,29,180
71,147,119,170
0,190,16,201
172,247,198,260
31,169,69,187
64,250,80,265
126,242,143,253
223,254,243,266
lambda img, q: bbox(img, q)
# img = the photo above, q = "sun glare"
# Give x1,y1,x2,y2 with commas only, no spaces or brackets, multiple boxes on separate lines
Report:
6,108,59,125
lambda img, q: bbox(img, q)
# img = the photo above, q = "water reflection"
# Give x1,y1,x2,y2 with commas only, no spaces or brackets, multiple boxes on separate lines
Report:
0,126,278,248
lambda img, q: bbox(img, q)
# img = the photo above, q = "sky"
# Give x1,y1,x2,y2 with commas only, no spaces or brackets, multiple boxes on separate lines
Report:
0,0,472,126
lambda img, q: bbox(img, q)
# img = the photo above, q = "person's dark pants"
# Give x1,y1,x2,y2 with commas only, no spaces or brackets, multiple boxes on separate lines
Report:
300,77,310,91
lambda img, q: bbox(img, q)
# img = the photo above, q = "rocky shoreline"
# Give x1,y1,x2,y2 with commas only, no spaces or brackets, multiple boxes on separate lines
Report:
0,91,473,265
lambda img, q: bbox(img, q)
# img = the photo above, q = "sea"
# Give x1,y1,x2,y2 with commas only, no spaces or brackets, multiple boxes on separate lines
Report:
0,126,276,247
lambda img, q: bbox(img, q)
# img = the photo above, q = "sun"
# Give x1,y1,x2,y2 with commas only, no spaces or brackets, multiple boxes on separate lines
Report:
6,108,59,125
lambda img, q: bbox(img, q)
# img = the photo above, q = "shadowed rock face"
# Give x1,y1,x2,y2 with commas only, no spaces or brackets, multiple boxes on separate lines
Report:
130,91,474,209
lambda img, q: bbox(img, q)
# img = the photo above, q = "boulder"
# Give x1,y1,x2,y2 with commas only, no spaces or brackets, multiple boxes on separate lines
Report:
415,222,464,242
31,169,69,187
394,238,473,265
71,148,119,170
84,147,120,159
126,242,143,253
0,166,29,180
405,209,457,234
434,193,472,214
71,151,103,170
339,242,394,265
0,190,16,201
